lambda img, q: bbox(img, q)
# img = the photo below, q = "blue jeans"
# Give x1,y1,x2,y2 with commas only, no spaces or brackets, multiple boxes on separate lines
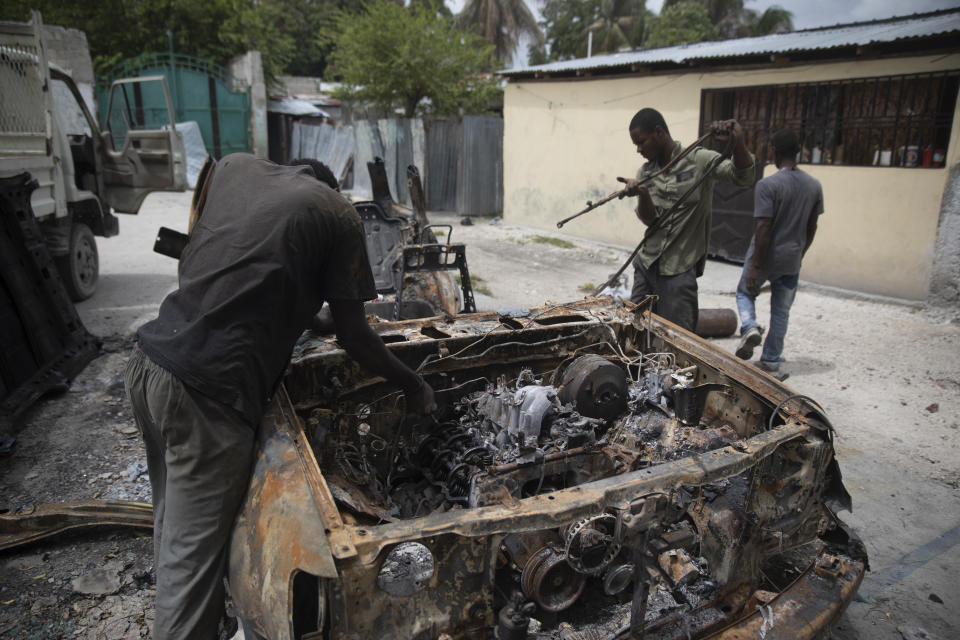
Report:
736,271,799,365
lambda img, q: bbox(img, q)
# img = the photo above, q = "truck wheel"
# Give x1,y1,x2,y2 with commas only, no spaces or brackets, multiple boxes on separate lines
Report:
56,222,99,301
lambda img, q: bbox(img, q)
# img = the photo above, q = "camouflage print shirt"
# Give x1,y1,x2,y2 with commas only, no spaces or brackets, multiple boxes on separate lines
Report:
636,140,755,276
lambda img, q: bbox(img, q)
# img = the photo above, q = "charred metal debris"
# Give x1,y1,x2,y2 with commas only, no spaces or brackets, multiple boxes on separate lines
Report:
0,174,101,454
154,158,475,323
229,297,867,640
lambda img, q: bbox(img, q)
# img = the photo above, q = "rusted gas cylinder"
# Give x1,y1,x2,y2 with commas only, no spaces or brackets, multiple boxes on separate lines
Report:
695,308,738,338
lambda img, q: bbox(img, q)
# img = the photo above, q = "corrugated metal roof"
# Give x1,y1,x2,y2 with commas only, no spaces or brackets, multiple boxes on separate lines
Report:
502,9,960,77
268,97,330,117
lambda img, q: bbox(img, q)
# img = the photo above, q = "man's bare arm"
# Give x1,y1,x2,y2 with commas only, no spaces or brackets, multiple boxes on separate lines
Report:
803,214,819,257
618,179,657,225
747,218,773,293
710,120,752,170
328,299,436,414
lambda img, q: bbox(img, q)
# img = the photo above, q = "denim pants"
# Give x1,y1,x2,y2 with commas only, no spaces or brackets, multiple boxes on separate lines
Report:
736,271,799,365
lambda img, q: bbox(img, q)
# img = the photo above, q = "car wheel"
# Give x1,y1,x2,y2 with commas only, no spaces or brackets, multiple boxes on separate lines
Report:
56,222,99,301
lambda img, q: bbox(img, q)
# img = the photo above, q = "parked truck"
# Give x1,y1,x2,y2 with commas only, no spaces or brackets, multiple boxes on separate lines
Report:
0,11,186,300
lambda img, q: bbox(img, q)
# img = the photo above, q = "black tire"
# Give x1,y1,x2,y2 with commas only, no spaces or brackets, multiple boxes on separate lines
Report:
56,222,99,301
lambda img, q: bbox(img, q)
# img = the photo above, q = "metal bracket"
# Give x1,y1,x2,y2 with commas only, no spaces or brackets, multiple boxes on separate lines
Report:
395,243,476,319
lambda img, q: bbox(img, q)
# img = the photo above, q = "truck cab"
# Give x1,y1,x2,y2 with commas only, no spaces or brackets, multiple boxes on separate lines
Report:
0,12,186,300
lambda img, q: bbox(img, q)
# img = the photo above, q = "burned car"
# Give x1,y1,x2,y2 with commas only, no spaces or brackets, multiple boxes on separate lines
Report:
155,158,476,323
228,297,866,639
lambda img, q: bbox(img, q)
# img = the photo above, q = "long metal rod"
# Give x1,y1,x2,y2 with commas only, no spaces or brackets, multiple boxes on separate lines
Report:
556,131,714,229
591,136,734,296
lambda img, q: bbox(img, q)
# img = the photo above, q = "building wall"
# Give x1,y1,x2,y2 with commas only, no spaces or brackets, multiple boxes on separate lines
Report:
229,51,268,158
503,54,960,300
41,25,96,116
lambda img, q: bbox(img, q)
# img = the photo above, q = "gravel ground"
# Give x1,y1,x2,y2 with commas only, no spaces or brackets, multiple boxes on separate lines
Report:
1,191,957,639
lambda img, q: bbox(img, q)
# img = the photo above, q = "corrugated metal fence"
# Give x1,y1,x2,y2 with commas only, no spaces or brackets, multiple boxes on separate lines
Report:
291,116,502,215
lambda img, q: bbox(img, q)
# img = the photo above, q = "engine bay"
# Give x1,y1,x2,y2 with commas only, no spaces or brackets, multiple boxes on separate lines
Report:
310,353,743,522
270,300,865,638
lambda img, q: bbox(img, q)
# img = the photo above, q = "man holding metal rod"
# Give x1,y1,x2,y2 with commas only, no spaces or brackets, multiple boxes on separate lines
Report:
619,108,755,331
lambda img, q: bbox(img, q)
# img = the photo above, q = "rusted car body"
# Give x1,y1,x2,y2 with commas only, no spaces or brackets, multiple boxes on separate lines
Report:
228,297,866,640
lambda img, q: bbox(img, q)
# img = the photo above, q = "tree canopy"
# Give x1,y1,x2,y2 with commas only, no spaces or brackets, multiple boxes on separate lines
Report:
539,0,649,60
660,0,793,41
455,0,543,64
323,1,502,117
0,0,347,83
645,1,718,48
537,0,793,62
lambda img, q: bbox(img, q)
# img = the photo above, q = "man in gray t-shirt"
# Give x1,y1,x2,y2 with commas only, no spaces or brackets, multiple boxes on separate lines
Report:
734,129,824,372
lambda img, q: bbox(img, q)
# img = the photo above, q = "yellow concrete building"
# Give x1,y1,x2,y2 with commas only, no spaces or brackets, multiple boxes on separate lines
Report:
500,10,960,303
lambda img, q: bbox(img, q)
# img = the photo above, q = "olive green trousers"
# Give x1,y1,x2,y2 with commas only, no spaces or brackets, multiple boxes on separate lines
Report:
124,347,255,640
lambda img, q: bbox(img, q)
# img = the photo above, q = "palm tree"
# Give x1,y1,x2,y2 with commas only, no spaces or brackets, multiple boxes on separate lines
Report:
582,0,647,56
661,0,792,39
751,6,793,35
456,0,544,63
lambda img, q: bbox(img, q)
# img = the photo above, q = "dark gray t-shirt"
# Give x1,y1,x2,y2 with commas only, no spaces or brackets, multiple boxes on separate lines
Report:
744,166,824,276
137,154,377,426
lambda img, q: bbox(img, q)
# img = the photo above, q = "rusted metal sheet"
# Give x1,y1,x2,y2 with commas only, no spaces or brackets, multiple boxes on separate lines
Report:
708,548,866,639
0,174,100,454
0,500,153,551
695,307,738,338
230,296,865,639
228,397,341,640
338,421,810,565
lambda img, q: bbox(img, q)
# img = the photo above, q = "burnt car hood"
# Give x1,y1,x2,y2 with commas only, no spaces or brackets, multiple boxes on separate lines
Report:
228,297,865,640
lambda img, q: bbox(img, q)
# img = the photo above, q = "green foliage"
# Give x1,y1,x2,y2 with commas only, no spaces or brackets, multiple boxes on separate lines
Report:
540,0,597,61
752,6,794,36
539,0,650,61
410,0,453,18
533,0,792,60
527,41,550,66
661,0,792,39
532,235,575,248
645,1,718,48
585,0,648,56
220,1,295,85
0,0,350,86
456,0,543,64
324,1,502,117
464,273,492,296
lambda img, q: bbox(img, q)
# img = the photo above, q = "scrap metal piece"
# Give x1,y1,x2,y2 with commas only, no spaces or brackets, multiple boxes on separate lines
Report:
557,355,628,421
406,164,429,229
0,500,153,551
694,308,738,338
673,383,730,426
658,549,701,586
0,174,100,454
710,544,866,639
563,514,621,576
603,562,634,595
521,545,586,612
376,542,434,596
230,298,866,638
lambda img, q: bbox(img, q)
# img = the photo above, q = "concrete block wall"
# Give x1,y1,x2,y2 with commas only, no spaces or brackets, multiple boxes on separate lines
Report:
41,24,96,115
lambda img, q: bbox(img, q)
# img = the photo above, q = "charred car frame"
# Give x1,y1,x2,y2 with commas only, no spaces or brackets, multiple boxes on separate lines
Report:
228,297,866,640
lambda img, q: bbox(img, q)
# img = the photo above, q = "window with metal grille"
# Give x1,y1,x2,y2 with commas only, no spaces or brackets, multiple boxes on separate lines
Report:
700,72,959,168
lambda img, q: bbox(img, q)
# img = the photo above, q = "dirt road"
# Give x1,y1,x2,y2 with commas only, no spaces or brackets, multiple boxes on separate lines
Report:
1,190,957,639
